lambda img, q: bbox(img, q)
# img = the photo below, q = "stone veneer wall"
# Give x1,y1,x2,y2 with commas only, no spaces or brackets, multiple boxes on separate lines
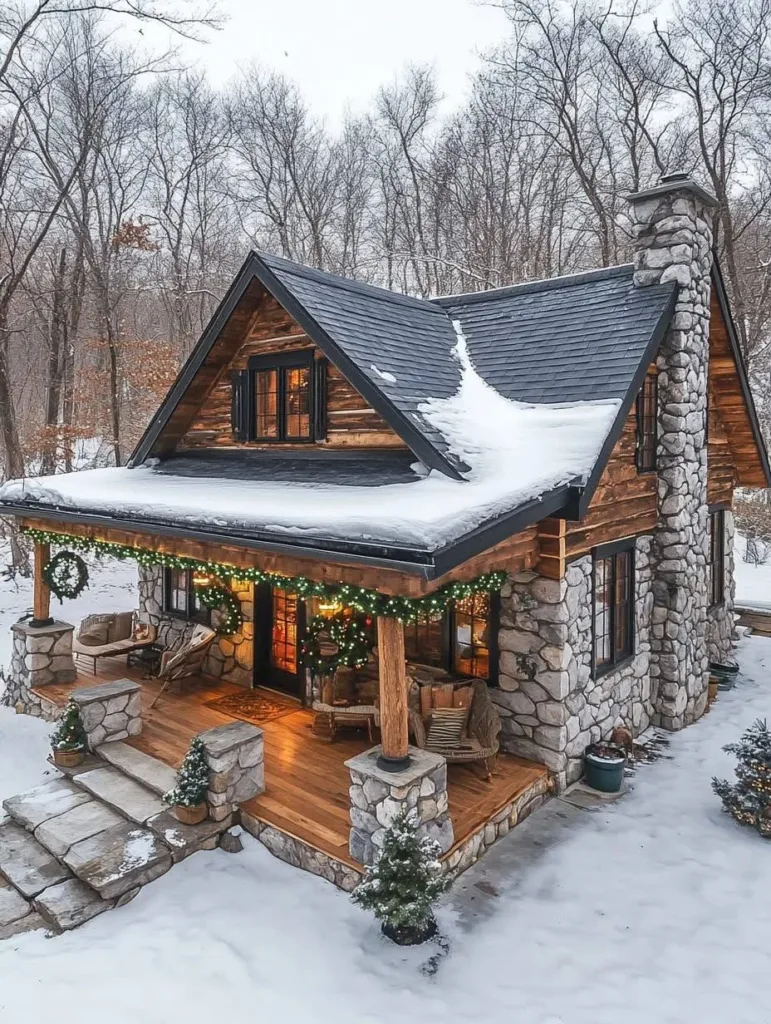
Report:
629,176,717,730
493,536,654,790
137,566,254,687
707,509,736,663
4,621,76,720
71,679,142,749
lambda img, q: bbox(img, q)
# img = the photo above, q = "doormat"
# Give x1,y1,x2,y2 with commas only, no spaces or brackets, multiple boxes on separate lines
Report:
205,689,300,725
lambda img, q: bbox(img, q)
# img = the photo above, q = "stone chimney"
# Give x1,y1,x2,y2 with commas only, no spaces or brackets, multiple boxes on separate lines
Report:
627,172,718,730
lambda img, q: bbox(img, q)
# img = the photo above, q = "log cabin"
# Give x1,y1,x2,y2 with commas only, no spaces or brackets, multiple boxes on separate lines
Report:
1,172,769,890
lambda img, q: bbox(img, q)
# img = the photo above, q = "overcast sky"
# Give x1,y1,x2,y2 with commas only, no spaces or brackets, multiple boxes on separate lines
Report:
166,0,510,122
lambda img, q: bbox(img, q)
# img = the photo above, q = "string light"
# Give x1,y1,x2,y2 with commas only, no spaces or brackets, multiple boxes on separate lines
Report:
23,526,506,622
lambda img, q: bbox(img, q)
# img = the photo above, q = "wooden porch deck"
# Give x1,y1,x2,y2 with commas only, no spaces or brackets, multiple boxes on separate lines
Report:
37,657,549,871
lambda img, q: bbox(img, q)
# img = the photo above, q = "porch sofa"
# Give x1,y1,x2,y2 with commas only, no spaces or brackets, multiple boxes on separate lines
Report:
73,612,157,672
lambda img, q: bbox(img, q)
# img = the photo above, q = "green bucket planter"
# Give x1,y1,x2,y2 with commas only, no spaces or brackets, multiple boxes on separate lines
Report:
710,661,739,691
584,743,626,793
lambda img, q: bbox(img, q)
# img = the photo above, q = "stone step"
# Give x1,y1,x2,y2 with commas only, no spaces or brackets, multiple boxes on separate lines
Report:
0,876,44,940
97,742,177,798
147,809,229,863
71,767,166,825
63,821,172,900
3,778,91,832
34,800,125,859
0,822,71,899
34,879,114,932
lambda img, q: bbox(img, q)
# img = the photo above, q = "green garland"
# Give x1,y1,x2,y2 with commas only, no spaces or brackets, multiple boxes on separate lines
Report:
43,550,89,602
23,527,506,622
303,612,373,674
193,584,242,635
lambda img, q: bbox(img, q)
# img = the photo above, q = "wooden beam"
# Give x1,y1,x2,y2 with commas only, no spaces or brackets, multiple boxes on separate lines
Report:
31,541,53,626
376,616,410,767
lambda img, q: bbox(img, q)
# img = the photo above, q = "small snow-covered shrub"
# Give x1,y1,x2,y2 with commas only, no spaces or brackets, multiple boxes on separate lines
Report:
164,735,209,807
712,719,771,838
351,810,448,945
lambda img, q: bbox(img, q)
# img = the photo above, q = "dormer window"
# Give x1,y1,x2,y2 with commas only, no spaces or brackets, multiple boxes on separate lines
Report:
636,371,657,472
232,353,326,443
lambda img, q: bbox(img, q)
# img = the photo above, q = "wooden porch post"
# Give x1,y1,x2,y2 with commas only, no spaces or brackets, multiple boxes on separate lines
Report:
376,615,411,772
31,541,53,627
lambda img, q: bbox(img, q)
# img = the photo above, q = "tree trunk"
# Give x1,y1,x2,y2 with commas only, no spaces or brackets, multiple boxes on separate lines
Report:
0,309,24,482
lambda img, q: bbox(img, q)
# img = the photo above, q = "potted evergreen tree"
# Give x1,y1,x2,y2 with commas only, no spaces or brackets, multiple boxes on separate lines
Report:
351,810,448,945
50,698,87,767
164,735,210,824
712,719,771,838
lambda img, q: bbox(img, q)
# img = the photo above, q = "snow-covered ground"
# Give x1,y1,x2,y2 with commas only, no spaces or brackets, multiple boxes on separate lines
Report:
1,566,770,1022
735,533,771,607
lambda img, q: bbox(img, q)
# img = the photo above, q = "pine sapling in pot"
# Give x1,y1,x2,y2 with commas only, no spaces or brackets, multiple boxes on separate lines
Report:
50,698,87,767
351,809,448,945
164,735,210,824
712,718,771,838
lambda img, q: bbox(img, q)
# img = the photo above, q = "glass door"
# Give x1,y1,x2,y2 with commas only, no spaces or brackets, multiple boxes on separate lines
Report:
254,584,304,697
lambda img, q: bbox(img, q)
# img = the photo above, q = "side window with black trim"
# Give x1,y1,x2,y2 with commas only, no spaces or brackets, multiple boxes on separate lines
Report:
163,568,211,625
593,542,635,675
231,353,327,443
709,509,725,607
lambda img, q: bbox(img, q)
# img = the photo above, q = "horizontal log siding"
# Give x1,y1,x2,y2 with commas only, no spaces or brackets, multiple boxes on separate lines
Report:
180,293,405,451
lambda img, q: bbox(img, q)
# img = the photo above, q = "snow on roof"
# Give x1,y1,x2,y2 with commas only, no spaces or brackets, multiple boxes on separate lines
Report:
0,326,619,552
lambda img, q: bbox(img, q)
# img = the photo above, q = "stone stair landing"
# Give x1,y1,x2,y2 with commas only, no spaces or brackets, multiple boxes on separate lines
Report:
0,745,232,936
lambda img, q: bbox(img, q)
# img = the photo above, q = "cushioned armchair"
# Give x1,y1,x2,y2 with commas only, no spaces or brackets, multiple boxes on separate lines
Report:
409,678,501,780
73,612,156,672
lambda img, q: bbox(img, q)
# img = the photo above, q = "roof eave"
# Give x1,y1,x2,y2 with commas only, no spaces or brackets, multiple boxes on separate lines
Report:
0,482,577,583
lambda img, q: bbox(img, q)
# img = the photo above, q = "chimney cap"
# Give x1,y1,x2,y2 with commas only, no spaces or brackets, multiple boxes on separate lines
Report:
628,173,718,209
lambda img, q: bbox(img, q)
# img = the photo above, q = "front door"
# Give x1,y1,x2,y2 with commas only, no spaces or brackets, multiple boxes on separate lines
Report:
254,584,304,697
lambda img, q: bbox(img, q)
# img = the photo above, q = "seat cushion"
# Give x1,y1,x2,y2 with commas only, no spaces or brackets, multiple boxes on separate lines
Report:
107,611,134,643
426,706,468,750
77,621,109,647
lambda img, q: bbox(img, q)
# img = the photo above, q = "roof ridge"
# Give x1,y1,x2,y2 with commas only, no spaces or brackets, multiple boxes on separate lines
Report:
431,264,634,306
256,250,447,315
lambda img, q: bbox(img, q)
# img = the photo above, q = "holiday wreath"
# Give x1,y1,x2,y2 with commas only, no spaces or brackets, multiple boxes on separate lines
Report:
42,550,89,601
303,611,373,674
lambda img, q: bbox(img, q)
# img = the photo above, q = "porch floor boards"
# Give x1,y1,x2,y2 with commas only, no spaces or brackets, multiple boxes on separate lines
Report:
36,656,549,871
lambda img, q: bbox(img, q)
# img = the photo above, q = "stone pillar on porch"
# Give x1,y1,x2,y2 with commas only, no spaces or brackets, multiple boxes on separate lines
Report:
71,679,142,750
8,620,76,718
346,748,453,866
345,615,454,865
199,721,265,822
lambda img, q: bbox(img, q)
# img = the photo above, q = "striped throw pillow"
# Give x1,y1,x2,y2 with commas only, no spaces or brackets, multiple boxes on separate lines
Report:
426,707,468,750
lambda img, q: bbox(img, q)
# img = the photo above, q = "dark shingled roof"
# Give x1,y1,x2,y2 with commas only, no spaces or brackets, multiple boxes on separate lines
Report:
435,266,677,406
257,254,677,472
131,251,678,486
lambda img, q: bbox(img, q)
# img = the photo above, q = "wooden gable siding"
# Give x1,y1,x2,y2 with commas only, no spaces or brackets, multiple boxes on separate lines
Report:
537,401,658,577
707,379,736,506
179,291,406,451
709,290,767,488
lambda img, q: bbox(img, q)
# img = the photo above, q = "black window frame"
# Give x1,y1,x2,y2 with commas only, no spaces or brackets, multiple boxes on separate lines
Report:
709,508,726,608
162,567,211,625
247,351,317,444
592,540,635,678
403,592,500,686
636,371,658,473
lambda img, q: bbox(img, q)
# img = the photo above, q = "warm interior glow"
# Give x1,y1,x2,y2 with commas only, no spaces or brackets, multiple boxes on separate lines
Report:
318,599,343,617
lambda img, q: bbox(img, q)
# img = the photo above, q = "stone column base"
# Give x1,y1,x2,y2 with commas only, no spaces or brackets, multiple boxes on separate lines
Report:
199,721,265,822
345,745,454,866
71,679,142,750
7,620,75,717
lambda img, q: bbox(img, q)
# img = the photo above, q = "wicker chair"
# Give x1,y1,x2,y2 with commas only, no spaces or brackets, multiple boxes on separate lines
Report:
150,624,215,708
409,678,501,780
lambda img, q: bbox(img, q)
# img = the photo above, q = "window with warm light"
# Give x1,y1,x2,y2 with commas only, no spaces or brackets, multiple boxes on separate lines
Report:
403,594,498,684
249,353,314,442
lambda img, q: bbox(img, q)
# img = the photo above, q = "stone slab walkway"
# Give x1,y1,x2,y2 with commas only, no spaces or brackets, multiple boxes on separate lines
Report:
0,822,72,898
74,767,166,824
63,821,173,899
97,741,177,797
